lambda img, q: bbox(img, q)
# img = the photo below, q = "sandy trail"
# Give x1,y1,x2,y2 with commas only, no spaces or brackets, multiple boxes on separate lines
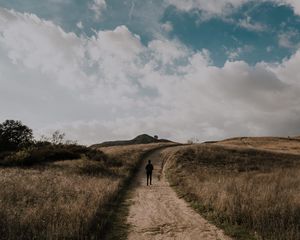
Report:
126,147,231,240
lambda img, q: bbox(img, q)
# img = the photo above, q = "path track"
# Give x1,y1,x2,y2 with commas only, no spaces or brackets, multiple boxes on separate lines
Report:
126,147,231,240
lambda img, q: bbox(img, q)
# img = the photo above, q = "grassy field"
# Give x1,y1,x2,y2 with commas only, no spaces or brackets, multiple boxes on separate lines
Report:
216,136,300,154
0,143,168,239
163,138,300,240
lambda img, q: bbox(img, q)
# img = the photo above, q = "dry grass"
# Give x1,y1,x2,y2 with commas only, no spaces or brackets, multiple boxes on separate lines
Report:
0,143,168,239
100,143,168,170
0,164,118,239
216,136,300,154
164,140,300,240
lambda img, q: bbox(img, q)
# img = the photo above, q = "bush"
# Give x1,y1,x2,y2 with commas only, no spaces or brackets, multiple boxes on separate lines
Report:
0,144,107,167
1,145,80,166
30,146,80,163
0,120,33,151
3,149,31,165
0,151,11,161
85,149,107,162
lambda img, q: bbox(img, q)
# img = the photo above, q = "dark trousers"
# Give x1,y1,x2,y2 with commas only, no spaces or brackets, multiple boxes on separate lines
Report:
147,172,152,185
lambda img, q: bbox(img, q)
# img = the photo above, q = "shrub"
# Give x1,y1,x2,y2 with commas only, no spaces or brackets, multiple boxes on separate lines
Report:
85,149,107,162
1,145,81,166
0,143,108,167
0,120,33,151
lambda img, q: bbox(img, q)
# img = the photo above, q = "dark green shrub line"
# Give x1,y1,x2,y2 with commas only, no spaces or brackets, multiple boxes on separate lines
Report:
0,144,107,167
0,119,110,167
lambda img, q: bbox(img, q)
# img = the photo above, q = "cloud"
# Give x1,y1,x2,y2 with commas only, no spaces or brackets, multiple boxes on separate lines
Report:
89,0,107,20
166,0,248,16
225,45,254,60
76,21,83,29
129,0,136,20
238,16,267,32
166,0,300,16
267,49,300,86
161,21,173,32
280,0,300,15
0,8,85,88
1,7,300,145
278,30,299,49
267,46,273,52
147,39,189,65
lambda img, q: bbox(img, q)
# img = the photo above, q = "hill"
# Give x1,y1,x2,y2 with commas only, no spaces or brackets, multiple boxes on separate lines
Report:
163,137,300,239
212,136,300,154
90,134,171,148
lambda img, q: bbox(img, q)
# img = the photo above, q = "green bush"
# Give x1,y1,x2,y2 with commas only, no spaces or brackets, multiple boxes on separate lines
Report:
0,120,33,151
0,151,11,161
3,149,31,165
30,146,80,163
85,149,107,161
0,144,107,167
1,146,79,166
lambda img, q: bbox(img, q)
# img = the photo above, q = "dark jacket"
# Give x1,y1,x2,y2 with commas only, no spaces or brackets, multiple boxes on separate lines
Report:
145,163,153,173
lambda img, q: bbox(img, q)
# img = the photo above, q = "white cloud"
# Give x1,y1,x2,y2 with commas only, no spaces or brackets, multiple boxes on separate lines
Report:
161,21,173,32
238,16,267,32
166,0,300,16
148,39,189,65
1,7,300,145
226,48,242,60
267,49,300,86
89,0,107,20
267,46,273,52
280,0,300,15
225,45,253,60
166,0,248,16
278,30,299,49
76,21,83,29
0,8,85,89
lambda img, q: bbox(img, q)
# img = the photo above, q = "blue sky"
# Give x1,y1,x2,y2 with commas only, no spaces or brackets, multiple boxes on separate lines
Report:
1,0,300,143
1,0,300,66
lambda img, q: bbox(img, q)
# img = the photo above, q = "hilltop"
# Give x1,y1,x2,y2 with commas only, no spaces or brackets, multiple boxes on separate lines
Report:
90,134,172,148
211,136,300,154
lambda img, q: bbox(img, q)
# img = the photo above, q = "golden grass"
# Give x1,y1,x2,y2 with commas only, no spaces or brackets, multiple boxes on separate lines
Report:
0,143,169,239
0,161,119,239
100,143,168,168
164,142,300,240
216,136,300,154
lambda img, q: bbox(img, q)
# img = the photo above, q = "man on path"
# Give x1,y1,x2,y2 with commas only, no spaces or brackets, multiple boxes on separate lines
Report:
145,160,153,186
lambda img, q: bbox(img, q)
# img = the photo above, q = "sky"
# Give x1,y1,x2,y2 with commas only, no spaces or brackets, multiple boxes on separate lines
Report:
1,0,300,144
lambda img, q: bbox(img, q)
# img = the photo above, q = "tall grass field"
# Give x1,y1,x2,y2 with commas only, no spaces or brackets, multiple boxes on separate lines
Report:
0,143,168,239
163,138,300,240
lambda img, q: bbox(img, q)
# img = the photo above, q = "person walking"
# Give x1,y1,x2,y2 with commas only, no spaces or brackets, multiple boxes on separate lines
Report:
145,160,153,186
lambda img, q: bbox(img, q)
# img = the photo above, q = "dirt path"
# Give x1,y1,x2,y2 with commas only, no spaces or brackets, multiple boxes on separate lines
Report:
126,147,231,240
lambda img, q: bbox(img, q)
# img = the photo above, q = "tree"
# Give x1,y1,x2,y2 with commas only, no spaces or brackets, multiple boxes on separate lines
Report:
187,137,200,144
39,130,77,145
0,120,33,151
50,130,66,145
